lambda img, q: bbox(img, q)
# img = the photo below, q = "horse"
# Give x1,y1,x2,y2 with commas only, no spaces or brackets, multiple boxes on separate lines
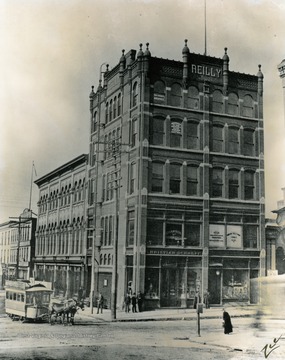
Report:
65,299,85,325
49,298,84,325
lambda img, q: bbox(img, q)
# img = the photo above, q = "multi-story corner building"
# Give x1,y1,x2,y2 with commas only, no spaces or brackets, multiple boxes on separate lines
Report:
0,209,36,288
88,40,265,308
33,154,88,298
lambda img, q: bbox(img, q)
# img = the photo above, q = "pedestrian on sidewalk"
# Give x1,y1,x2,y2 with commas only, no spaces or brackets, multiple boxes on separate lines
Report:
131,292,137,313
222,308,233,334
203,289,210,309
193,290,201,309
97,293,104,314
137,291,143,312
78,286,83,301
124,292,130,313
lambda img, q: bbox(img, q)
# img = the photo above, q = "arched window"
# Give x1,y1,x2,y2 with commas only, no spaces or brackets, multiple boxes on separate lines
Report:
170,163,181,194
229,169,239,199
132,82,138,107
212,125,224,152
170,83,182,107
170,119,182,148
228,93,239,116
187,165,198,196
108,254,111,265
243,95,254,117
228,127,239,154
244,171,255,200
153,80,165,104
150,117,165,145
211,168,224,197
187,121,199,149
151,162,164,193
188,86,199,109
212,90,223,113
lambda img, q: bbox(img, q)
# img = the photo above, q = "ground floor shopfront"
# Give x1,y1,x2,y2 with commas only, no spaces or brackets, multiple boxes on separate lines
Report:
34,262,85,299
141,250,261,309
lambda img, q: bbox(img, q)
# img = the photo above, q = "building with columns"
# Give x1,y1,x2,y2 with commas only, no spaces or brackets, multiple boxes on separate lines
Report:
88,40,266,308
33,154,88,298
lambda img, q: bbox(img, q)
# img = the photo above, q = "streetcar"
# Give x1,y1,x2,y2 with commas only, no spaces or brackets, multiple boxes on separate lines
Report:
5,280,53,322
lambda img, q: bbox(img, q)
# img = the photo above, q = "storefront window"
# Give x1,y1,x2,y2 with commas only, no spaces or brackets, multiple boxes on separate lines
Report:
145,268,159,299
187,269,201,300
223,270,249,301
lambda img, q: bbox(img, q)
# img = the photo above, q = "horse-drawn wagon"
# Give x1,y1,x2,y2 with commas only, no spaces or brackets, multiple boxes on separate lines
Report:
5,280,53,322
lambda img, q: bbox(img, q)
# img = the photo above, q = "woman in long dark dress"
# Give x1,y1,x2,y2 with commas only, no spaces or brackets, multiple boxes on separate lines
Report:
223,309,233,334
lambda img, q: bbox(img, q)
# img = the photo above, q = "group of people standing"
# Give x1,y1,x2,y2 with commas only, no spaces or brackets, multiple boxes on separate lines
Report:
124,291,143,313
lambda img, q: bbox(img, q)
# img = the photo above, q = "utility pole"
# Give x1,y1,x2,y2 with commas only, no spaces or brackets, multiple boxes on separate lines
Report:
111,140,120,321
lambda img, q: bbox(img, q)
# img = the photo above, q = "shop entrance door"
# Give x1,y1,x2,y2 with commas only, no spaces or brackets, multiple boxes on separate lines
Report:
209,269,221,305
160,268,182,307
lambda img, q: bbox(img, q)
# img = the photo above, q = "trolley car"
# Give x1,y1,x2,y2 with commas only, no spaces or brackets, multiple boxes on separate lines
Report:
5,280,53,322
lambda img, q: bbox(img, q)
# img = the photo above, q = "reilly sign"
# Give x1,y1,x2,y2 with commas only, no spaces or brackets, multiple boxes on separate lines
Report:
191,64,222,78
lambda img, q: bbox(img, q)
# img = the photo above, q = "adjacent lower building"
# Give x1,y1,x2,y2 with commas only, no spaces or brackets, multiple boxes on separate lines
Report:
0,209,36,288
88,41,266,308
33,154,88,298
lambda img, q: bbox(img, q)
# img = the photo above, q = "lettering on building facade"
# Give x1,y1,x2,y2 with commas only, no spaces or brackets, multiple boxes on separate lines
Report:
191,64,222,78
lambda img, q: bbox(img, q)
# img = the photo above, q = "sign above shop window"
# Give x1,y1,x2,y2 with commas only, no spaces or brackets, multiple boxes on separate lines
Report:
209,224,225,248
226,225,242,248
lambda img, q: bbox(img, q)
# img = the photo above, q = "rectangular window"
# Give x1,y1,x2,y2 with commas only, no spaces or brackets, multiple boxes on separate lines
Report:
244,172,254,200
108,216,113,246
166,223,182,246
131,119,137,147
228,128,239,154
184,223,200,246
170,121,182,148
187,166,198,196
212,126,223,152
130,163,136,194
244,130,255,156
150,118,165,145
147,220,163,245
229,170,239,199
170,164,181,194
211,169,223,197
151,163,163,193
127,211,135,246
187,122,199,149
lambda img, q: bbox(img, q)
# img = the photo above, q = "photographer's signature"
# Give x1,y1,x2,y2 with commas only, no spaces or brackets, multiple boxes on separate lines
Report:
261,334,282,358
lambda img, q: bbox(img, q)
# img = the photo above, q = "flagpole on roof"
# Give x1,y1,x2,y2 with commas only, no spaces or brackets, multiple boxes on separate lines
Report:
28,161,37,211
204,0,207,56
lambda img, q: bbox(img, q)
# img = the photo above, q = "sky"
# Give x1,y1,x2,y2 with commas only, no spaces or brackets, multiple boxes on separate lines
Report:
1,0,285,223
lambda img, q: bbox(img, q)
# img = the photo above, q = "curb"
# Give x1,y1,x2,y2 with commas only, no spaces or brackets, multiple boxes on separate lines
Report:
81,312,255,323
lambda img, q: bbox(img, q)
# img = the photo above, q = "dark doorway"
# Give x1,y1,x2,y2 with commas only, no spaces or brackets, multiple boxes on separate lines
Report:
208,269,221,305
160,268,182,307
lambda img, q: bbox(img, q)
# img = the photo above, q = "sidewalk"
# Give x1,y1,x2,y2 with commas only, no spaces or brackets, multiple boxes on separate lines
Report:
80,304,257,323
